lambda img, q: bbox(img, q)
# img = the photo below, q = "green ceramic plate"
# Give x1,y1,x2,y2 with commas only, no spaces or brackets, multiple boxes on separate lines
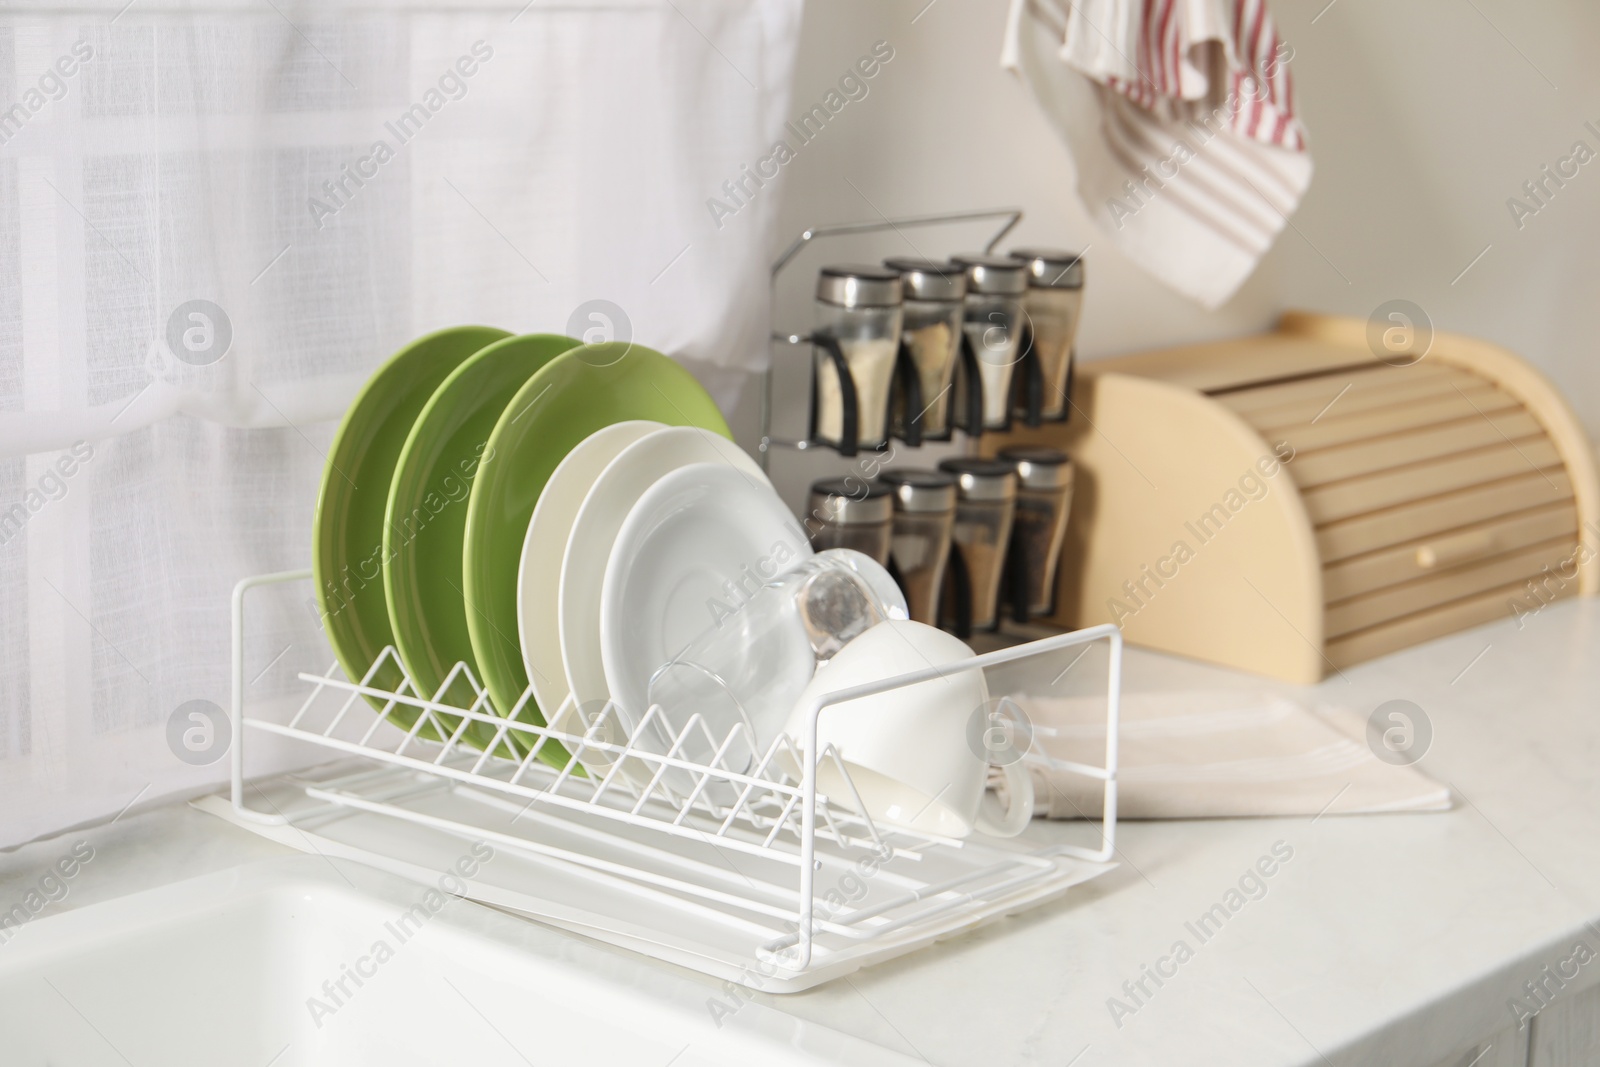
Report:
312,325,511,735
463,342,731,766
383,333,580,753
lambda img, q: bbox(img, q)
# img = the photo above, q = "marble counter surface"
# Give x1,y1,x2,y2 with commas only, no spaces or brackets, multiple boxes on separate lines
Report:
4,599,1597,1066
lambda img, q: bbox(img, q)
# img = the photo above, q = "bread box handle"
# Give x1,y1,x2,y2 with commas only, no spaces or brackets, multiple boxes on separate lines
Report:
1415,529,1498,570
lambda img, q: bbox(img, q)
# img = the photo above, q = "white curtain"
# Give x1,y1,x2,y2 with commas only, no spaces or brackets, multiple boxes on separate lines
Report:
0,0,801,848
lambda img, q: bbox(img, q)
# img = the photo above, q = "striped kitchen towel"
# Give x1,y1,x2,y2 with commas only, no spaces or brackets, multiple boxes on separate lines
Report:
1002,0,1313,307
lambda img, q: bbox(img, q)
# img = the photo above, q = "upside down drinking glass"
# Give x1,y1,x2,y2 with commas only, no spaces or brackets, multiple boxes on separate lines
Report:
644,549,908,774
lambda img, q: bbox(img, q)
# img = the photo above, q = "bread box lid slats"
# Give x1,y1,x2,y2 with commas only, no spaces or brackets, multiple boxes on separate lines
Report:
1326,577,1578,668
1287,409,1545,489
1323,502,1579,602
1262,384,1516,453
1315,470,1575,562
1214,363,1465,422
1302,437,1563,525
1325,538,1577,637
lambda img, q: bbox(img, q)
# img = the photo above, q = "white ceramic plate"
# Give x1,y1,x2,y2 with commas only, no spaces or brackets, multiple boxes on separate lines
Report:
600,462,812,724
517,420,663,731
558,427,767,739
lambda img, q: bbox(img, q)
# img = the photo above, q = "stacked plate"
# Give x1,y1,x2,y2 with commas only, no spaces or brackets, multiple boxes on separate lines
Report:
312,327,807,771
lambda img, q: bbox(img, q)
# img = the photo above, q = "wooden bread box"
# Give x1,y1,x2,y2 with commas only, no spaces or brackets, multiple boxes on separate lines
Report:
985,311,1600,683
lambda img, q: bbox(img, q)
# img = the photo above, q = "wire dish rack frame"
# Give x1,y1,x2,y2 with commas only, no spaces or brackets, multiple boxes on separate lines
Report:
210,563,1118,988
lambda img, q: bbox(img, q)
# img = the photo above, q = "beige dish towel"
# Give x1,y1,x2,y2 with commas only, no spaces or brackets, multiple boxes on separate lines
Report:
1001,0,1313,308
1004,690,1452,820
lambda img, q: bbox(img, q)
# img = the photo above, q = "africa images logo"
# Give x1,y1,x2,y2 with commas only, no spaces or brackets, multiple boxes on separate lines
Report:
307,41,494,229
705,40,894,230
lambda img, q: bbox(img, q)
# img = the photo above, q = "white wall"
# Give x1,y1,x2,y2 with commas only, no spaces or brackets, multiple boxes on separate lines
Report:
736,0,1600,509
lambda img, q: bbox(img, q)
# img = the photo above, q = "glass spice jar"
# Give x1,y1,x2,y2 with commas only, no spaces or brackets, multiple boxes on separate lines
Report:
876,469,957,625
806,477,893,567
949,254,1029,434
883,257,965,441
999,446,1075,619
1009,249,1085,422
936,457,1017,634
812,264,904,453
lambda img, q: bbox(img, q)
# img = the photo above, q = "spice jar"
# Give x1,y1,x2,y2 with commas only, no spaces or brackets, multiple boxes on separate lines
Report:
999,446,1075,619
877,469,957,625
949,253,1030,433
883,257,965,441
806,477,893,567
812,264,903,453
1009,249,1085,422
936,458,1017,635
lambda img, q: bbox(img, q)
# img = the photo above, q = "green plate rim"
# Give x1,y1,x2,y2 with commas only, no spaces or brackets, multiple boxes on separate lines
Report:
462,342,732,769
381,332,580,754
311,324,511,734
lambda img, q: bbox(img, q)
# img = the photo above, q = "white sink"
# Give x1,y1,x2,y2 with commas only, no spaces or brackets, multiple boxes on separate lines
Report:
0,856,916,1066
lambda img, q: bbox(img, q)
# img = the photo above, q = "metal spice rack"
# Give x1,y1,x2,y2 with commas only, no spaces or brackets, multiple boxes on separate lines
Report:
199,568,1121,991
759,207,1023,470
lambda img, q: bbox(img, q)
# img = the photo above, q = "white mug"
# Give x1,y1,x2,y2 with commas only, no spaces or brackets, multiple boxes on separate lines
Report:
782,620,1033,838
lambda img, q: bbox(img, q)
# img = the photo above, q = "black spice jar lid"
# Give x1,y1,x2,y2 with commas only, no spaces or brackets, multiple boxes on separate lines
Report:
808,477,893,524
999,446,1074,490
937,457,1018,501
877,469,957,513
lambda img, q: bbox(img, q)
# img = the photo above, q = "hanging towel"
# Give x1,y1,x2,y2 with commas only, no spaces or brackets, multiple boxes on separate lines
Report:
995,690,1452,820
1002,0,1313,307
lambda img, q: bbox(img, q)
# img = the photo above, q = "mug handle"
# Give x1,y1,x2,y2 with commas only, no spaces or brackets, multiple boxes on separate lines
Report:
975,758,1034,837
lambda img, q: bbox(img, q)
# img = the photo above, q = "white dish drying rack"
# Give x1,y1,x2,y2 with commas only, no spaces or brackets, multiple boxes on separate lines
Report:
198,569,1122,992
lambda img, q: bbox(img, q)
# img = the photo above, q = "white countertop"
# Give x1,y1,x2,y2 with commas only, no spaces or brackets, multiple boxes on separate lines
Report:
6,599,1598,1066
